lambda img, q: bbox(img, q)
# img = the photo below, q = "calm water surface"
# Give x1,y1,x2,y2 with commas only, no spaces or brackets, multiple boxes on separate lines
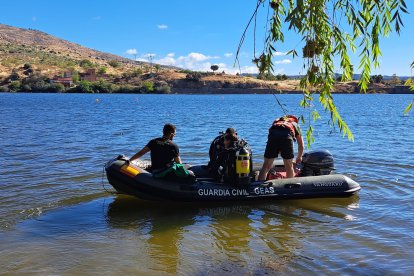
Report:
0,93,413,275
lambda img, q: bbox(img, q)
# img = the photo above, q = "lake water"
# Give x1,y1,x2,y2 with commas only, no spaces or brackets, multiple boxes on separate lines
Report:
0,93,413,275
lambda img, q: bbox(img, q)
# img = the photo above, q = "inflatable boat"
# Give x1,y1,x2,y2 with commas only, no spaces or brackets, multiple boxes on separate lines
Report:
104,150,361,202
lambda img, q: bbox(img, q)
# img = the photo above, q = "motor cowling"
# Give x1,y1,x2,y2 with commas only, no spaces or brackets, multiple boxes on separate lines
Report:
300,150,335,176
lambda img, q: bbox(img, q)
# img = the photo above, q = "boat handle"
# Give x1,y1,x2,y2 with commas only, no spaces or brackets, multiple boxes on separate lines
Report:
284,183,302,189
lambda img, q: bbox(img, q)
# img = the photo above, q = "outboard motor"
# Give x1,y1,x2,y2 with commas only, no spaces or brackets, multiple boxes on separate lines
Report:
300,150,335,176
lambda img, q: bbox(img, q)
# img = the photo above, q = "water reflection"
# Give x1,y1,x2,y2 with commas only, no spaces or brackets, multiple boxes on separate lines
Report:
105,197,198,273
105,195,360,274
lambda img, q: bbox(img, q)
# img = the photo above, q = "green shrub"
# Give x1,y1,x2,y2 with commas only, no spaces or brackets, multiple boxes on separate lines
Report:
21,73,50,92
9,81,21,92
116,84,141,93
108,60,120,68
71,71,80,83
67,81,94,93
0,86,10,92
132,68,143,76
140,81,154,93
180,69,193,74
23,68,34,76
79,59,94,68
66,80,117,93
98,67,107,75
9,72,20,81
22,84,32,92
155,85,171,94
51,83,65,92
185,72,202,82
92,81,116,93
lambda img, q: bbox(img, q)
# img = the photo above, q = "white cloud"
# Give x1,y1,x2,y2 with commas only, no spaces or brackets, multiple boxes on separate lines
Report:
224,65,259,75
154,52,215,70
32,16,37,21
153,52,260,75
224,53,233,58
125,49,137,55
157,24,168,29
157,53,176,66
274,59,292,64
183,52,210,62
137,53,157,62
274,51,288,56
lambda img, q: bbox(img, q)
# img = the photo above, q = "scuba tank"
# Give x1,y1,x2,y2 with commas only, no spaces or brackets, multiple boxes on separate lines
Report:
235,147,251,185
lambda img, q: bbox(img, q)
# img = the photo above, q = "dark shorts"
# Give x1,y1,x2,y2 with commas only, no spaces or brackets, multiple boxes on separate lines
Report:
264,129,294,159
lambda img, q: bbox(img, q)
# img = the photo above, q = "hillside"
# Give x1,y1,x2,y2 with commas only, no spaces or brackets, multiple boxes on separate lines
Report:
0,23,407,94
0,24,152,77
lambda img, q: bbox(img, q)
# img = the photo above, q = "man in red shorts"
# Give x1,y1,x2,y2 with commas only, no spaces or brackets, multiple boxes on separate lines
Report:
258,115,304,180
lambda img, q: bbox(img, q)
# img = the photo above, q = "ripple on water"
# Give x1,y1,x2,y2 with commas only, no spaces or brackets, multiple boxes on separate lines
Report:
1,94,414,274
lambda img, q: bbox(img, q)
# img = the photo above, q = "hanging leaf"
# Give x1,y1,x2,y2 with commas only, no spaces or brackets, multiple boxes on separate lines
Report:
235,0,409,147
404,101,413,115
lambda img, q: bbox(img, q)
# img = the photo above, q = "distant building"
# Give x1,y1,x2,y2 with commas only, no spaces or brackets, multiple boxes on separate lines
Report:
80,68,97,82
50,72,73,87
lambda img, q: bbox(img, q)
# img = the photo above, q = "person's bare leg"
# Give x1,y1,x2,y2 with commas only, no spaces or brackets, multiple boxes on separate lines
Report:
283,158,295,178
258,158,275,181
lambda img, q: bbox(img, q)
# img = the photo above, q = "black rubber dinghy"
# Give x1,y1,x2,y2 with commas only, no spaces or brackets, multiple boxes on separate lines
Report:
105,154,360,202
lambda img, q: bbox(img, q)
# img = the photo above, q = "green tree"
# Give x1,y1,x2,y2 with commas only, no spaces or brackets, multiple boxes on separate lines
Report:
276,74,288,81
370,75,383,83
238,0,408,146
211,64,219,73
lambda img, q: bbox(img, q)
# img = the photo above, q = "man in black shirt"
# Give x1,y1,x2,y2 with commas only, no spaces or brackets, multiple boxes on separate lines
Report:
209,132,238,182
129,124,193,181
208,127,237,168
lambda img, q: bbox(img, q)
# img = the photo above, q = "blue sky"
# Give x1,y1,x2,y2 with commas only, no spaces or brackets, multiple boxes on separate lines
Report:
2,0,413,76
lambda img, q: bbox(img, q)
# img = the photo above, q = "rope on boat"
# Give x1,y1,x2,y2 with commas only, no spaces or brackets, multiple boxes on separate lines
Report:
273,93,289,115
102,164,116,194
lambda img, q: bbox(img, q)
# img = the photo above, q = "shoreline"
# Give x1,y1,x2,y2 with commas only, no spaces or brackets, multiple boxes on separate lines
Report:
0,89,414,95
170,86,412,94
1,86,412,94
